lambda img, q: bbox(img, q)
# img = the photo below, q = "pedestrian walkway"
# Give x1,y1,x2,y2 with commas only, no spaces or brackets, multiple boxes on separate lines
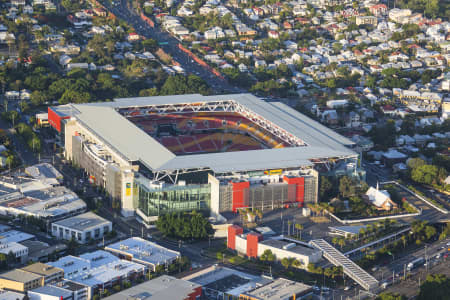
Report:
310,239,379,291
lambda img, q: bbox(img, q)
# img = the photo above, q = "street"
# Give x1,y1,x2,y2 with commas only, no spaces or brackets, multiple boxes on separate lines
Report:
104,0,243,94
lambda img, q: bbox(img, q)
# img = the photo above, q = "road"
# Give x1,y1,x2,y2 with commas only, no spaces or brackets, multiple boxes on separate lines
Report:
104,0,243,94
0,117,38,166
334,238,449,300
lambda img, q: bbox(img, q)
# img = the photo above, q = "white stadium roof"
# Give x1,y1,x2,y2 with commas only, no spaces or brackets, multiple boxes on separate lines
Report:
56,94,356,173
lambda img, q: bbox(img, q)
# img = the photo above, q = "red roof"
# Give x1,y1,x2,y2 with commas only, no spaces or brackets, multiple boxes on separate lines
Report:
370,4,387,9
382,105,395,111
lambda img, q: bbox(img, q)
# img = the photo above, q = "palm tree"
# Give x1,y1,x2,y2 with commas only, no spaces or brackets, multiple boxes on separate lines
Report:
287,220,292,236
292,259,302,269
401,235,407,249
295,223,304,239
337,238,345,250
332,237,339,246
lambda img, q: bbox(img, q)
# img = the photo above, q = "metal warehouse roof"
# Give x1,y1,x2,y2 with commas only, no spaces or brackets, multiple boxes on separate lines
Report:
64,94,356,173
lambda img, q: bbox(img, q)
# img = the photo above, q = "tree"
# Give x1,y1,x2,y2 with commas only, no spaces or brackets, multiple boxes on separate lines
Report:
339,176,356,198
337,238,345,250
292,259,302,268
280,257,295,269
376,292,406,300
142,38,158,52
260,249,275,262
319,176,333,201
417,274,450,300
407,158,426,170
156,212,214,240
295,223,303,239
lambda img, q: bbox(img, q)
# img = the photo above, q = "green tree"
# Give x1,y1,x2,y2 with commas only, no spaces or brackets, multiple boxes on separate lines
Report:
417,274,450,300
319,176,333,201
375,292,406,300
260,249,275,262
339,176,356,198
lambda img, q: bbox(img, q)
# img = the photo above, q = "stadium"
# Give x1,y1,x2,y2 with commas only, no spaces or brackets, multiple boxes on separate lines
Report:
48,94,359,222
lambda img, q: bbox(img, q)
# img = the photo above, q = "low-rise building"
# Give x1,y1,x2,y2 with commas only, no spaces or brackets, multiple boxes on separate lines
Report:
0,269,44,292
365,185,398,211
51,212,112,244
183,265,272,299
49,250,147,299
102,275,202,300
21,263,64,285
105,237,180,272
0,290,25,300
228,226,322,268
28,280,88,300
240,278,313,300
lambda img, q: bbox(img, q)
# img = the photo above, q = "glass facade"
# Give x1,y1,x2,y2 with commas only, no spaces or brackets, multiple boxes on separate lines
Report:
137,182,211,217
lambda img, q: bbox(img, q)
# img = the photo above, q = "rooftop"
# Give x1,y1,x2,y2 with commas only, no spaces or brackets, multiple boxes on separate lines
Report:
21,263,63,277
105,237,180,266
259,238,320,256
0,269,42,283
25,163,63,185
0,290,25,300
0,230,34,244
29,285,72,298
52,212,110,231
21,240,67,260
102,275,201,300
183,265,271,296
52,94,355,173
69,259,146,287
241,278,312,299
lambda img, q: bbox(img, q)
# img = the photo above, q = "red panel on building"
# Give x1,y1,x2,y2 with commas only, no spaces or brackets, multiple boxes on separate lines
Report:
227,225,243,250
283,176,305,206
48,107,70,133
231,181,250,212
186,286,202,300
246,232,262,258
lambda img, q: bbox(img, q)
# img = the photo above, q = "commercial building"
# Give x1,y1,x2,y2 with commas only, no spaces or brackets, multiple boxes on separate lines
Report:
0,290,25,300
228,225,322,267
49,250,147,299
105,237,180,272
0,269,44,292
25,163,63,186
102,275,202,300
28,285,74,300
28,280,89,300
0,181,86,221
49,94,358,221
240,278,313,300
183,265,272,299
21,263,64,285
21,240,68,263
0,241,28,264
51,212,112,244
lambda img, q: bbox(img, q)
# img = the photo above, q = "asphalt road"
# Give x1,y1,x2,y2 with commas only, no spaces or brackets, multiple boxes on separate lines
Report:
105,0,244,94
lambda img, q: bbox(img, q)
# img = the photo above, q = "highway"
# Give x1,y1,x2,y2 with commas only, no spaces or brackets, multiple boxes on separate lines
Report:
104,0,244,94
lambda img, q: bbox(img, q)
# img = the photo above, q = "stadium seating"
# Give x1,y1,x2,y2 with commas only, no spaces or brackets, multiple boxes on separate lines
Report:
128,112,288,154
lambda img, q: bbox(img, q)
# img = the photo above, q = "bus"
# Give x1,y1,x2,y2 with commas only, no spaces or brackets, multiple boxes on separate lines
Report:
407,257,425,271
159,42,169,46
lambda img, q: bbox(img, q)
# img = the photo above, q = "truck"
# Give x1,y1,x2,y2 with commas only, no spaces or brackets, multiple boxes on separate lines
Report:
407,257,425,271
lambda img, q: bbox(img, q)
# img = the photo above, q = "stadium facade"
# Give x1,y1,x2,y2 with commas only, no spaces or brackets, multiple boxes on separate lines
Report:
48,94,359,222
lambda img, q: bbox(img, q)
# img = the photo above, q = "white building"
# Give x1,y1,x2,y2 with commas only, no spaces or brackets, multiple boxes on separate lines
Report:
105,237,180,272
49,251,146,299
51,212,112,244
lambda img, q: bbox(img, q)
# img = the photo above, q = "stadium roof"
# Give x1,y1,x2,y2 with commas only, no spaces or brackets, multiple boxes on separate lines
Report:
56,94,356,173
